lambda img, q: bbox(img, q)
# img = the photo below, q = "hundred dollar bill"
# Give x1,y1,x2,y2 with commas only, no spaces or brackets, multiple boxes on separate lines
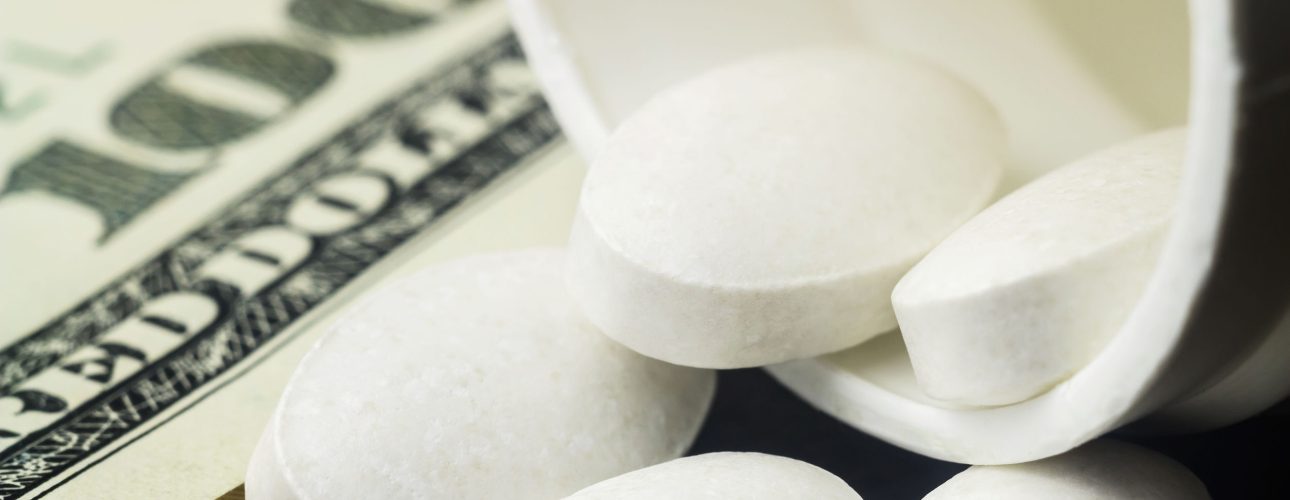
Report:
0,0,584,498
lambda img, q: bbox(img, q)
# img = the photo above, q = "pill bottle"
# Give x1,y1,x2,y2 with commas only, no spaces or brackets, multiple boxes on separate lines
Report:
508,0,1290,464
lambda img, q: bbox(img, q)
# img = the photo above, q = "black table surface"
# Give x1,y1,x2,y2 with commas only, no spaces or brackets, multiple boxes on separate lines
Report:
686,369,1290,499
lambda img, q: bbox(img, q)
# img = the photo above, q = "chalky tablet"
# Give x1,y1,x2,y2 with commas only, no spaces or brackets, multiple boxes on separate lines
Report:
924,440,1209,499
564,452,862,500
894,129,1183,406
568,47,1004,368
245,249,715,500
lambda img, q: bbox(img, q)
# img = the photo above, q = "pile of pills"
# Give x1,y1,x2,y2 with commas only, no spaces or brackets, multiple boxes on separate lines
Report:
247,45,1205,498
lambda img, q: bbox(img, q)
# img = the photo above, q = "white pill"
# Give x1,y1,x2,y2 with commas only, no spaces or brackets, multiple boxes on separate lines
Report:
893,129,1183,406
564,452,862,500
245,249,715,500
924,440,1209,499
568,47,1004,368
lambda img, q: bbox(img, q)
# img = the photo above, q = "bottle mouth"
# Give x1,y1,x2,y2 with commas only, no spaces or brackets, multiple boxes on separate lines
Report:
511,0,1189,178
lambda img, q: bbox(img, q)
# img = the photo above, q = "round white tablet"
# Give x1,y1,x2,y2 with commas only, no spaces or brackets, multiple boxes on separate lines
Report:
564,452,862,500
924,440,1209,499
245,249,716,500
893,129,1184,406
568,46,1004,368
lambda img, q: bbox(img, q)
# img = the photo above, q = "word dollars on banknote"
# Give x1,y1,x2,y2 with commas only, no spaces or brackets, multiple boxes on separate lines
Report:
0,0,569,497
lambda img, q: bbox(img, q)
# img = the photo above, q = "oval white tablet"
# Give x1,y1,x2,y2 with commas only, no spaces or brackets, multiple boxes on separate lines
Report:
924,440,1209,499
893,129,1184,406
564,452,862,500
568,46,1004,368
245,249,715,500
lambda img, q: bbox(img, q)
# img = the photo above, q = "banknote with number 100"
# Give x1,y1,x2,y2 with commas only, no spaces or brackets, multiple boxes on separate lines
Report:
0,0,580,497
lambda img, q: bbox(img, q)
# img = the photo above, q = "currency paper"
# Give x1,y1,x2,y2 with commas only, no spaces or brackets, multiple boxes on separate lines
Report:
0,0,583,497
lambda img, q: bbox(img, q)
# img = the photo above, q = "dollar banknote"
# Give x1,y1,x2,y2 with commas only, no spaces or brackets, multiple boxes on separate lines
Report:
0,0,583,497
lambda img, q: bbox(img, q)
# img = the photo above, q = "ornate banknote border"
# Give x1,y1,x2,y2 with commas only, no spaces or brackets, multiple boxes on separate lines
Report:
0,34,559,498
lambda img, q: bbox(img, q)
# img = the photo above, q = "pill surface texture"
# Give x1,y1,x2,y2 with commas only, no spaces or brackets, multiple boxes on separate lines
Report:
568,46,1004,368
893,129,1183,406
924,440,1209,499
245,249,715,500
564,452,862,500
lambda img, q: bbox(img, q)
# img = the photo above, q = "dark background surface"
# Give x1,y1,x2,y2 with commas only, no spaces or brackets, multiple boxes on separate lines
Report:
686,369,1290,499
